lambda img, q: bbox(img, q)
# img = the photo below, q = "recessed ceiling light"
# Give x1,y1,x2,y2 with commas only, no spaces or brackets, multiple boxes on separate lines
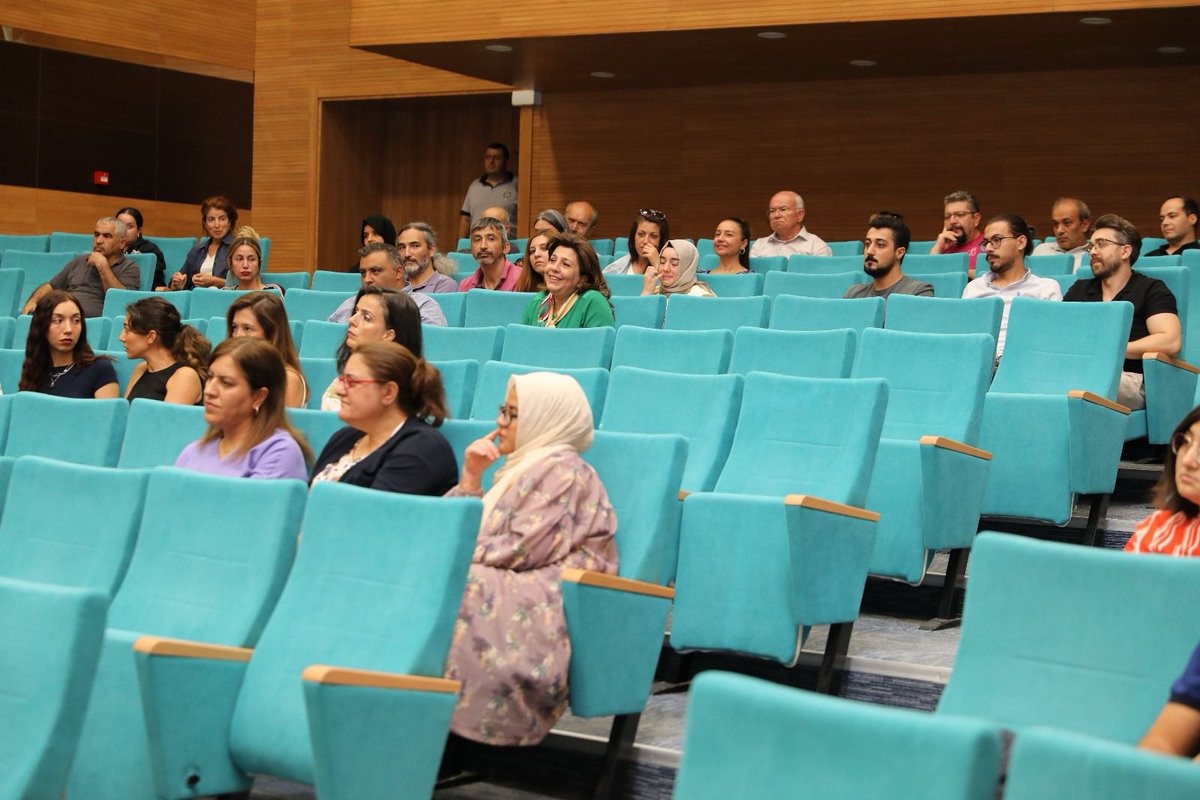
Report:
849,59,877,67
1079,16,1111,25
485,44,512,52
590,71,615,78
757,31,787,40
1157,45,1186,54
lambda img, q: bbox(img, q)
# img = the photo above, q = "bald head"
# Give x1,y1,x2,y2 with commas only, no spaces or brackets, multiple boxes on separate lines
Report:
565,201,598,237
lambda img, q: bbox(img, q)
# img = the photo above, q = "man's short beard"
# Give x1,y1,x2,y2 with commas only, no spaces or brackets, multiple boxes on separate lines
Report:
864,260,894,277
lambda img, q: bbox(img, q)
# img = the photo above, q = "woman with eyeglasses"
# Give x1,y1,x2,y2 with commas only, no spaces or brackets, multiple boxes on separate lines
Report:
309,341,457,494
602,208,671,275
319,287,423,412
641,239,715,298
444,372,616,746
1124,408,1200,557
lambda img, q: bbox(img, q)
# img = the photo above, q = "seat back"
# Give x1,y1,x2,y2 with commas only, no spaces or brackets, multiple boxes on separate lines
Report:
0,457,150,597
604,274,643,296
676,671,1002,800
701,273,764,297
908,271,968,298
262,271,309,291
902,253,970,274
1025,254,1074,275
97,349,140,393
297,320,348,358
102,288,191,320
729,328,855,379
299,357,338,409
471,361,608,421
827,240,865,257
501,324,615,368
432,359,479,419
763,270,863,299
991,297,1133,399
227,484,480,780
1137,255,1182,268
938,533,1200,742
5,395,127,466
0,234,49,254
282,289,346,323
747,256,787,275
127,252,156,291
1,250,74,288
189,288,248,321
117,399,206,468
146,237,196,272
48,232,94,253
462,289,536,327
423,325,504,363
786,254,864,274
0,349,23,396
886,294,1003,344
428,291,466,326
286,408,343,456
602,367,742,492
0,269,25,317
768,295,884,332
665,295,769,331
611,327,732,374
854,328,994,443
309,270,361,293
715,374,887,505
611,294,666,328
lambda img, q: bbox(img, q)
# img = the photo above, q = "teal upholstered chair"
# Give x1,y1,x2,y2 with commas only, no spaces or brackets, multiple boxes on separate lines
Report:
670,374,887,690
0,268,24,317
501,323,615,368
0,454,14,502
462,289,537,327
1131,266,1195,444
1138,254,1182,268
470,361,608,421
1025,253,1074,275
262,271,310,291
99,349,141,394
769,295,884,333
675,671,1002,800
189,288,248,321
0,234,50,254
0,456,150,596
0,250,73,288
428,291,466,326
117,399,206,468
977,298,1132,542
126,253,157,291
604,274,643,296
729,328,855,379
747,256,786,275
852,329,994,618
298,320,348,358
133,484,480,800
422,324,505,362
885,294,1002,345
0,349,21,396
49,231,94,252
205,316,229,345
102,288,191,319
1006,728,1200,800
282,289,347,322
0,316,15,349
601,366,742,497
763,270,864,299
611,294,666,328
433,358,480,419
5,395,127,466
701,272,763,297
145,237,195,272
940,534,1200,745
0,578,108,800
786,254,864,274
310,270,362,293
300,357,339,409
66,469,307,800
902,253,970,274
611,326,732,374
827,240,864,257
287,408,344,456
438,419,498,488
664,295,769,331
906,271,968,298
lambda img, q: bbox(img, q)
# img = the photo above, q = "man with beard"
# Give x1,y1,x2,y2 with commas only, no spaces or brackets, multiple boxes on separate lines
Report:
458,216,520,291
327,242,446,326
1064,214,1180,410
1146,196,1199,257
931,190,986,277
843,212,933,300
395,222,459,293
962,214,1062,360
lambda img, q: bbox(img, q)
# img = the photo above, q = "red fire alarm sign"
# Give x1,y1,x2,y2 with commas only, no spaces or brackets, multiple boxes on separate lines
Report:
93,171,110,186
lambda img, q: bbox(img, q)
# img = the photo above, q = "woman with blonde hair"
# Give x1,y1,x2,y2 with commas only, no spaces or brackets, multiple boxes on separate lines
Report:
224,227,285,294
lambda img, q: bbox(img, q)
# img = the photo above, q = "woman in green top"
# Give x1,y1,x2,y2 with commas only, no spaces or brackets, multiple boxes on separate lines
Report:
520,232,615,328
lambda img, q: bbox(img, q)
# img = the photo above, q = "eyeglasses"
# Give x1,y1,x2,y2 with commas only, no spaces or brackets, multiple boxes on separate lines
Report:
639,208,666,222
943,211,975,221
497,404,519,425
337,373,382,390
1084,238,1126,253
981,235,1017,250
1171,431,1200,457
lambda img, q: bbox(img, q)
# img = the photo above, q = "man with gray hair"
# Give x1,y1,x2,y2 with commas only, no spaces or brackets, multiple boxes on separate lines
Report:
22,216,140,317
750,191,832,258
459,216,520,291
327,242,446,326
931,190,985,275
565,201,598,238
396,222,459,293
1032,197,1091,270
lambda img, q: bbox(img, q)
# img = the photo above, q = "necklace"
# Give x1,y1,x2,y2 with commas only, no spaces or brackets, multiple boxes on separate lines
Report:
48,363,74,389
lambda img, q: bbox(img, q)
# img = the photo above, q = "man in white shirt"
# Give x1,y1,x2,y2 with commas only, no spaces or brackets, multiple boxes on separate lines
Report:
1032,197,1091,270
749,191,832,258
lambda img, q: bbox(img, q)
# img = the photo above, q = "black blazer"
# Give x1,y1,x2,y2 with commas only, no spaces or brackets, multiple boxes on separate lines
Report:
310,417,458,496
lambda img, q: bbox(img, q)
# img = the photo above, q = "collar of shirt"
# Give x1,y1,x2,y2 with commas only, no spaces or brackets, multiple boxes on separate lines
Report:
979,267,1040,290
478,172,515,187
766,226,811,245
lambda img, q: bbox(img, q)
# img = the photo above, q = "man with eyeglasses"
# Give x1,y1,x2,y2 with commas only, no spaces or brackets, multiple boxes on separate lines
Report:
931,190,986,277
1063,213,1180,410
749,191,832,258
962,214,1062,360
1032,197,1092,271
1146,196,1199,257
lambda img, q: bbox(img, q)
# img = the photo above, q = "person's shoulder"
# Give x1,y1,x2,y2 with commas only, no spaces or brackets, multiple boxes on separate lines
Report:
1061,275,1097,301
1031,241,1056,255
842,283,870,299
901,276,935,295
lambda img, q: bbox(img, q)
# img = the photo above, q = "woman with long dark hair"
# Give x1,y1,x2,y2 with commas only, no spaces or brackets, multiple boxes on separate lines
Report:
18,290,118,398
119,297,210,404
320,287,424,412
226,292,306,408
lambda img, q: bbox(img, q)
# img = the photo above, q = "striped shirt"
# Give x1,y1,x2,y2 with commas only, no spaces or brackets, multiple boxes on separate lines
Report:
1124,509,1200,556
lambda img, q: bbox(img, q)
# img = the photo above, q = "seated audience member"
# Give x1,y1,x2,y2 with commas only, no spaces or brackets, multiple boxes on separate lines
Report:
962,214,1062,358
116,206,168,290
225,228,285,294
481,205,520,255
1032,197,1091,270
642,239,715,297
311,342,457,493
396,222,460,294
565,201,598,238
174,337,311,479
458,142,517,240
517,231,552,293
226,292,308,408
444,372,617,745
845,212,934,300
119,297,209,404
708,218,753,275
1064,213,1180,411
931,190,986,276
750,191,832,258
531,209,568,235
18,290,118,398
520,233,614,328
604,208,671,275
329,242,446,326
349,213,396,271
21,217,140,318
459,217,520,291
1125,408,1200,557
1139,636,1200,757
171,195,237,290
1147,196,1199,257
321,287,424,412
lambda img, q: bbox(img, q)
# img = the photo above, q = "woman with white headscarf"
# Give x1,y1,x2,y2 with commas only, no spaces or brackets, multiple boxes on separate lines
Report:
640,238,716,297
443,372,617,746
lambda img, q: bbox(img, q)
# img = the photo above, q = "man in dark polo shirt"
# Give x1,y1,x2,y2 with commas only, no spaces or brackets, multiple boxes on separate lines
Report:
1146,196,1199,257
1064,213,1180,410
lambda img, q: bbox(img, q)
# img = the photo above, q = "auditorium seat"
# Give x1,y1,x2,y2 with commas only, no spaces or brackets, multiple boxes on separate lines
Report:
907,239,939,254
5,394,127,466
605,273,643,296
146,236,196,273
763,270,864,299
696,238,714,258
288,407,345,455
0,250,74,288
99,349,141,393
428,291,466,326
0,316,13,350
48,231,94,253
769,295,883,333
907,271,968,298
128,252,157,291
66,469,307,800
1025,253,1074,275
827,240,865,257
446,251,476,273
117,399,206,468
501,323,615,368
747,256,787,275
885,294,1002,345
1142,236,1169,253
665,295,769,331
462,289,537,327
0,234,50,254
423,324,504,363
674,671,1002,800
728,328,855,379
611,295,666,328
439,418,498,486
1138,254,1180,268
470,361,608,421
298,320,348,358
0,269,24,317
0,348,22,395
262,271,310,291
282,289,348,322
102,288,192,319
300,357,339,409
1051,273,1085,296
433,358,480,419
902,253,970,274
786,254,863,274
612,326,732,374
591,238,614,256
702,272,764,297
132,484,478,799
310,269,361,293
1131,266,1193,443
190,287,248,321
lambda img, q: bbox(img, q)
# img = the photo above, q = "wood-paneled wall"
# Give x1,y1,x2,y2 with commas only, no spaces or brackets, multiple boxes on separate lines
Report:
0,186,243,239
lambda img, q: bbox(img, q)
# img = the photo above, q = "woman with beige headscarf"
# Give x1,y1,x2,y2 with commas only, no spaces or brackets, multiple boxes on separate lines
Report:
443,372,617,746
640,238,716,297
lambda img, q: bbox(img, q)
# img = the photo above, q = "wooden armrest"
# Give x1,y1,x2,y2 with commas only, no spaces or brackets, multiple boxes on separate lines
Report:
678,490,690,501
301,665,460,694
561,567,674,599
1067,390,1130,415
1144,352,1200,374
919,435,992,460
783,494,880,522
133,636,252,663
